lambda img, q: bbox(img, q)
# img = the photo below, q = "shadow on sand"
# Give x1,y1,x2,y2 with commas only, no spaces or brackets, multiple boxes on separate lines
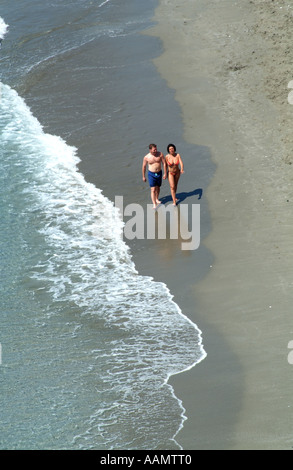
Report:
160,188,203,205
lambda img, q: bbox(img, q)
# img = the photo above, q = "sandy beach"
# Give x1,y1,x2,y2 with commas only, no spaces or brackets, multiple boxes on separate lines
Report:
145,0,293,449
13,0,293,450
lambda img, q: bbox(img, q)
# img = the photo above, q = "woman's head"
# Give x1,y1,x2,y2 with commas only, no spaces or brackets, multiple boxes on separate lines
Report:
167,143,176,153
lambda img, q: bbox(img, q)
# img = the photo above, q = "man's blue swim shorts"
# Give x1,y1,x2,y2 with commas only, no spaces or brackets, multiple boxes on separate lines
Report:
148,170,162,187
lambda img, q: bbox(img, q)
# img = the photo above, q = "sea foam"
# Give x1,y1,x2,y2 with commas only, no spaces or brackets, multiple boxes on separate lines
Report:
0,17,8,41
0,28,206,446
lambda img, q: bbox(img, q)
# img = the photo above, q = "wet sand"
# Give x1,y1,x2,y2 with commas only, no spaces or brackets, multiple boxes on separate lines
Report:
19,0,293,450
146,0,293,449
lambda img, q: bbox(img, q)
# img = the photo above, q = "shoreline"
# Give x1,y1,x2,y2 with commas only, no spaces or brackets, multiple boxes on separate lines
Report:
148,0,293,449
15,2,215,449
12,0,293,449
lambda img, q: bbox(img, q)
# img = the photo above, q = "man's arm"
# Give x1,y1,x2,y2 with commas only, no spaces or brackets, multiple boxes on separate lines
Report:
142,156,147,181
161,153,167,179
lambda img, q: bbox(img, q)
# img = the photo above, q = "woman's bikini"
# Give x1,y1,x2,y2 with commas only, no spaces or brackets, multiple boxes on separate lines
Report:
166,154,180,175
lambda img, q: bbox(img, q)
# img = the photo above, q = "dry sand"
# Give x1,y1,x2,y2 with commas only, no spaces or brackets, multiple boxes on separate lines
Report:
147,0,293,449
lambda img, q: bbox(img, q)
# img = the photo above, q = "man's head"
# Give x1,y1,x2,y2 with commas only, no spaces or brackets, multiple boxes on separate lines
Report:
149,143,157,155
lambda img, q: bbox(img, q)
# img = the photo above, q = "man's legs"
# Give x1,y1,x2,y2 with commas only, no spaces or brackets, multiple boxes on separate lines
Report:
150,186,161,208
150,186,158,208
155,186,161,205
148,171,162,208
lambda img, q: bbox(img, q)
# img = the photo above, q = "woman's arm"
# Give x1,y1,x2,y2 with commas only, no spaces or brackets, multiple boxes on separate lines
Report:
178,154,184,173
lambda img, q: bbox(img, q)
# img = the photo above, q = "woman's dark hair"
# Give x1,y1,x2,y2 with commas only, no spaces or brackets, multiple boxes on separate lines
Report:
167,143,176,153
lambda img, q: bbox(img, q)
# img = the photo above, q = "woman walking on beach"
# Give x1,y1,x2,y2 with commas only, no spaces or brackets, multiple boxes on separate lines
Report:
166,144,184,205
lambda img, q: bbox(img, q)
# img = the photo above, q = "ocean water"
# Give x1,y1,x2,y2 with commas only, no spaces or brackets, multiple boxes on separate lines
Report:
0,1,206,450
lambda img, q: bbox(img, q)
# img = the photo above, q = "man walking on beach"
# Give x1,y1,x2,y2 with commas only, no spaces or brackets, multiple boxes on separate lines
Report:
142,143,167,209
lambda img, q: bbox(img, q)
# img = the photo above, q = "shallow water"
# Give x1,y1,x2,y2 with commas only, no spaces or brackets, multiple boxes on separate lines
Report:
0,2,206,450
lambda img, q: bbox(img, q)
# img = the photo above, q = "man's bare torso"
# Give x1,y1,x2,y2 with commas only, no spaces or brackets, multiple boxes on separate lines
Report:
144,151,163,173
